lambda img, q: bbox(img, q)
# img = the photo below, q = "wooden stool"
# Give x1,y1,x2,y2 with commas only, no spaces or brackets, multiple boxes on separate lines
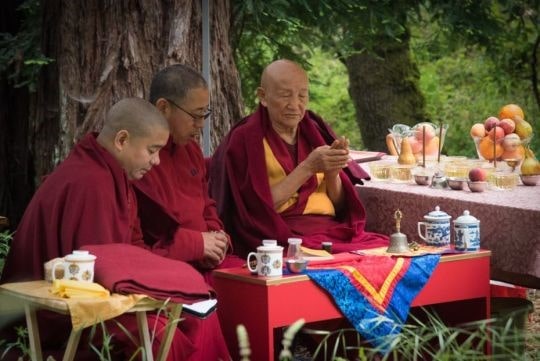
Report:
0,281,182,361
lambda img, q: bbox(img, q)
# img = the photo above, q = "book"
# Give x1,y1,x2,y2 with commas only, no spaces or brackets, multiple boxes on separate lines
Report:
300,246,334,261
349,150,385,163
183,298,218,318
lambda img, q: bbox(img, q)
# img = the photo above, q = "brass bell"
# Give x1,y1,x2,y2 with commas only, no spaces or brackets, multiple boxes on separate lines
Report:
386,209,410,254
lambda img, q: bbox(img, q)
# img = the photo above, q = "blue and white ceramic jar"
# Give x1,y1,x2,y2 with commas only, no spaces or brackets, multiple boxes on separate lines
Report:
417,206,452,247
453,210,480,251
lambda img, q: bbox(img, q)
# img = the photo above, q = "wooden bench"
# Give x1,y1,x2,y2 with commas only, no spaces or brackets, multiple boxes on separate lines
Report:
0,280,182,361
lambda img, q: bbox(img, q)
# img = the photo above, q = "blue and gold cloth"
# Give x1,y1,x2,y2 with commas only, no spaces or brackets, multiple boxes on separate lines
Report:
305,252,440,352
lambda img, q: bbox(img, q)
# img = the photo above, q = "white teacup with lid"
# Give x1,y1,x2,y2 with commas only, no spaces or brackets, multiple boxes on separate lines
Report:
453,210,480,251
247,245,284,277
417,206,452,247
52,250,96,282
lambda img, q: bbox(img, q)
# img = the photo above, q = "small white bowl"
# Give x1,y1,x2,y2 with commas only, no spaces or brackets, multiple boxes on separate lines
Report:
520,174,540,186
467,181,488,192
286,259,309,274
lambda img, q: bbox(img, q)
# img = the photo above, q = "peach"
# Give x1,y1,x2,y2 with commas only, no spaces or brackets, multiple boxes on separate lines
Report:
487,126,505,141
424,136,440,156
470,123,486,138
469,167,487,182
499,118,515,135
414,123,436,142
484,116,500,131
407,136,422,154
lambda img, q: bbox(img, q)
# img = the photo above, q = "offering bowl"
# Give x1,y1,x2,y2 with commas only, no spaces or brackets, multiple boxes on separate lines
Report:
286,259,309,274
447,177,466,190
467,181,488,193
520,174,540,186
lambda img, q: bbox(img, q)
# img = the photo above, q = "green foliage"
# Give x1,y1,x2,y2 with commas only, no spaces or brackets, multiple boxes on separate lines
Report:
307,50,363,149
0,326,30,360
238,308,539,360
0,230,13,279
0,0,54,92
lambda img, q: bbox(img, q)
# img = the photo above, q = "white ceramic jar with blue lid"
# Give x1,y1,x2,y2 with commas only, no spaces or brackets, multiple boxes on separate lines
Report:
453,210,480,251
417,205,452,246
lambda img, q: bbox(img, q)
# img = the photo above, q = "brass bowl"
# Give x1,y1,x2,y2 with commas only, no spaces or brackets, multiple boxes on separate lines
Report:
286,259,309,274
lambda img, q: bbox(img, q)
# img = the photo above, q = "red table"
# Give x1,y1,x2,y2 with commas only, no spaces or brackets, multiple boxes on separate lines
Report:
213,250,491,361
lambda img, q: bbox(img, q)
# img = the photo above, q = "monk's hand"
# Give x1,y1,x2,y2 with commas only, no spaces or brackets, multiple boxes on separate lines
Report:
303,145,349,174
330,136,349,151
201,231,228,268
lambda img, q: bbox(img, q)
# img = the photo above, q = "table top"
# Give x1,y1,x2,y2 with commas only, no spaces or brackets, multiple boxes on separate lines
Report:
213,250,491,286
356,163,540,288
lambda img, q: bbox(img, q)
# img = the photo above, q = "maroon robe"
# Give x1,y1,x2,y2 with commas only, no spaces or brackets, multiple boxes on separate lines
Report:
133,138,242,270
209,105,389,257
1,134,230,361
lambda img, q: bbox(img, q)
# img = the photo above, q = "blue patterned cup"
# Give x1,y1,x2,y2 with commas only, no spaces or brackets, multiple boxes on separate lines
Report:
417,206,451,246
453,210,480,251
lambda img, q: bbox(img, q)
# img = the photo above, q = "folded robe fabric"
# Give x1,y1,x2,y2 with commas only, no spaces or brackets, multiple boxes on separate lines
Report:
81,244,214,304
305,252,440,352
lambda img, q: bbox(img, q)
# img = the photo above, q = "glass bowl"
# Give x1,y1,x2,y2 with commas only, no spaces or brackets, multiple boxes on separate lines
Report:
488,171,519,190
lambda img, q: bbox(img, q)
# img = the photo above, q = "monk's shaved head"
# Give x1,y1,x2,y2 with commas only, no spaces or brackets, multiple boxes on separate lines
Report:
101,98,168,139
260,59,308,89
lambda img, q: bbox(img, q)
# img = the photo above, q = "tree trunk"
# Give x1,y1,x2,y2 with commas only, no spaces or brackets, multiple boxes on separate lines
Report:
344,29,427,152
2,0,243,228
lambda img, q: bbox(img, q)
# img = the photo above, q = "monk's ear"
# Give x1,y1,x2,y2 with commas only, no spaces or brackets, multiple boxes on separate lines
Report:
256,87,267,107
155,98,172,118
113,130,130,151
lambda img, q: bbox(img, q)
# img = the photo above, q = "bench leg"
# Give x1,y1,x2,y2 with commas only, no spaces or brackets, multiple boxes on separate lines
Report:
24,305,43,361
62,328,83,361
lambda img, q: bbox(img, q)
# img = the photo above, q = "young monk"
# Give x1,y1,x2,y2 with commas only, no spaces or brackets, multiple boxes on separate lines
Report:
134,64,242,272
1,98,230,361
209,59,389,257
2,97,169,283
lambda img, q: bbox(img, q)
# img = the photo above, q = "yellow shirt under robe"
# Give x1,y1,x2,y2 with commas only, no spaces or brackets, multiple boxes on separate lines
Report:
263,138,336,216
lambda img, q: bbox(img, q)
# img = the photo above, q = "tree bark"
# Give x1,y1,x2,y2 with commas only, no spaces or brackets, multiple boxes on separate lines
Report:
2,0,243,228
344,30,427,152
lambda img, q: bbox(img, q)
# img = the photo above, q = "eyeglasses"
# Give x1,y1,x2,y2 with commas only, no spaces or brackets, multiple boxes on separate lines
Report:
165,98,212,121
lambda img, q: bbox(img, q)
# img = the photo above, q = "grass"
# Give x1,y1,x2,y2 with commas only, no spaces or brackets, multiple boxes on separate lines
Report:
237,306,539,361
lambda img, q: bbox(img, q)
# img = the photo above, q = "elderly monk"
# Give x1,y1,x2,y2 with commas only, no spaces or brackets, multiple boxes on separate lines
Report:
1,98,230,361
134,64,242,272
210,59,388,256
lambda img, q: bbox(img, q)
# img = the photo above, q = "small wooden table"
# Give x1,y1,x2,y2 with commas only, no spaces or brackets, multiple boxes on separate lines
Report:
0,281,182,361
213,250,491,361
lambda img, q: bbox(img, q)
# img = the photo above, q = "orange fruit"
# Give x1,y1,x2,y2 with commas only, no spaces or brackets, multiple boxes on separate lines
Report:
498,104,524,122
477,136,504,160
501,145,525,161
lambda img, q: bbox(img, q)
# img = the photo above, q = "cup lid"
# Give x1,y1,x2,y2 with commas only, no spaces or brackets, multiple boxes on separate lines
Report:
424,206,451,220
454,210,480,225
287,238,302,245
65,250,96,261
257,245,283,252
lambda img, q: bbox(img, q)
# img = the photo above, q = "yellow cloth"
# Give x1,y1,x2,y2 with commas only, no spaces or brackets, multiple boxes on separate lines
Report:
51,279,110,299
263,138,335,215
0,281,157,330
